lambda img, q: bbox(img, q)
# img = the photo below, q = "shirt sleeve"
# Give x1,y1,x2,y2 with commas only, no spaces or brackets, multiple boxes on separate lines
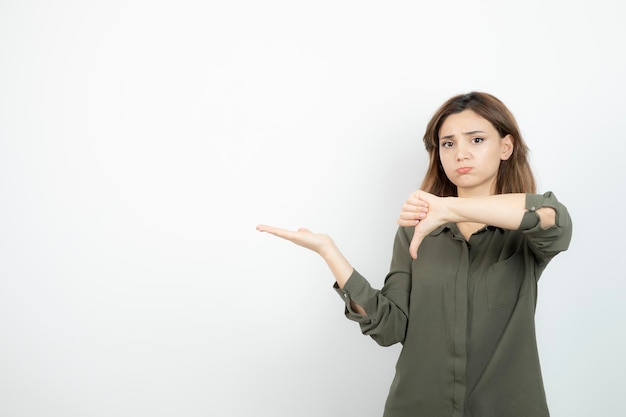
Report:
333,227,412,346
518,191,573,265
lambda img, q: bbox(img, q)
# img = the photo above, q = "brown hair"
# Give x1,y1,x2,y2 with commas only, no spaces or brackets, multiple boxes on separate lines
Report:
420,91,536,196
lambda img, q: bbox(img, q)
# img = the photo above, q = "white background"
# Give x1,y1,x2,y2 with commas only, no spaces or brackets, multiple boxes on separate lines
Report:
1,1,624,416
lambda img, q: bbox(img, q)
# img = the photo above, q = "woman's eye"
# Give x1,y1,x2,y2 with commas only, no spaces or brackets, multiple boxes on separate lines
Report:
472,137,484,144
441,141,454,148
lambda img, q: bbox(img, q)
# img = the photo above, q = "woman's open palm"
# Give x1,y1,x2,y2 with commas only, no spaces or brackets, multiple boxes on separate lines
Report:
256,224,334,256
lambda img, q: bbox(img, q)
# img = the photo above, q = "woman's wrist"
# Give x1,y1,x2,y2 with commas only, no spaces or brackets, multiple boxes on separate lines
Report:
440,196,456,223
317,236,336,260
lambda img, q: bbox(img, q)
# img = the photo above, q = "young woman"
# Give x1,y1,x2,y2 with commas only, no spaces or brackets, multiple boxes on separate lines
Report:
257,92,572,417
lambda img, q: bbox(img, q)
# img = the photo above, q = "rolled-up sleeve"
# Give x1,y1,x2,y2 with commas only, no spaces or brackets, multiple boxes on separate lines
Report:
333,228,412,346
519,191,573,265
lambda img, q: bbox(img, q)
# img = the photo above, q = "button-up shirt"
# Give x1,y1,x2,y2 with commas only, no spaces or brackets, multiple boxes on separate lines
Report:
334,192,572,417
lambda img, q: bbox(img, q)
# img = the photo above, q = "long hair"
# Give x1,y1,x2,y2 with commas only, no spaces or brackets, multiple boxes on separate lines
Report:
420,92,536,196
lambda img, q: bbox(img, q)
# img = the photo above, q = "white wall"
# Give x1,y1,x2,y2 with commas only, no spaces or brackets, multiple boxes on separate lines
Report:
1,1,624,416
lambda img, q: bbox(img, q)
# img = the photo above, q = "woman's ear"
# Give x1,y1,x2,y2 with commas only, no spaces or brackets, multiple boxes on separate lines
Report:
501,134,514,160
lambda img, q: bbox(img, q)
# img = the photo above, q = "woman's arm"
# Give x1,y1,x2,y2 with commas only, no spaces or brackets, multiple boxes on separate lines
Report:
398,191,556,259
255,225,367,315
443,193,555,229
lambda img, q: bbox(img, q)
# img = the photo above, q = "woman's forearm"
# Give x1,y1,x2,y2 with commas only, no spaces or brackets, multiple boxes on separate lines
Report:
443,193,555,229
321,246,353,288
321,244,367,315
443,193,527,229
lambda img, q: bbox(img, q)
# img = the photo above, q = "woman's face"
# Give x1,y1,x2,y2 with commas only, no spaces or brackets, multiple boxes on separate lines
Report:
438,110,513,197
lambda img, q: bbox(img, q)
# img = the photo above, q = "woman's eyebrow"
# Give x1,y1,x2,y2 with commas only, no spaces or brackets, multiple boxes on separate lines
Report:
439,130,486,141
463,130,486,136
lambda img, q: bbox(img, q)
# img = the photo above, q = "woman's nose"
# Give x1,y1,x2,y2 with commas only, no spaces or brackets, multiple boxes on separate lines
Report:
456,147,470,161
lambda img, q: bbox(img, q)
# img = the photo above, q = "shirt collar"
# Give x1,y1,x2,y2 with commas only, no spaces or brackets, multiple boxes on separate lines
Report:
430,223,452,236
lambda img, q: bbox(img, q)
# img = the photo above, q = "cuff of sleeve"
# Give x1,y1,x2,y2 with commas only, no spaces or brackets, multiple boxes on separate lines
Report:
519,195,541,230
519,192,560,231
333,270,373,321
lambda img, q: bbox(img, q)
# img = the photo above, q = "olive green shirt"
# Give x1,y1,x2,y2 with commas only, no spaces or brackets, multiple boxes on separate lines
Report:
334,192,572,417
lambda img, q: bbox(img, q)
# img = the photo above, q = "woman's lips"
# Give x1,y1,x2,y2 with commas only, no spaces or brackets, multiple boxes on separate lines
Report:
456,167,472,174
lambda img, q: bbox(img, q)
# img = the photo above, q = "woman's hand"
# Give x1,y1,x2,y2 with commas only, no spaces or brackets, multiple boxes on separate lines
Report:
256,224,354,289
256,224,335,258
397,190,448,259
